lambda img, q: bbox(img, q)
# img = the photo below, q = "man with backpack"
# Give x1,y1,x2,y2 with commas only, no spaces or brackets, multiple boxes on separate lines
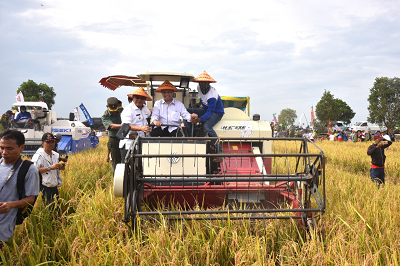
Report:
0,130,40,248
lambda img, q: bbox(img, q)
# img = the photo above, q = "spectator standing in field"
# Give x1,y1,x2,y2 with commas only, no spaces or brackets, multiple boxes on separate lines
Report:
0,130,40,248
367,133,392,186
353,131,358,142
31,133,65,207
101,97,122,172
365,131,372,141
120,87,152,160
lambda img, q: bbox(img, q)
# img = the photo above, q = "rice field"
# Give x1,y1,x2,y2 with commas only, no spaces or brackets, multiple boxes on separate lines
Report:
1,138,400,265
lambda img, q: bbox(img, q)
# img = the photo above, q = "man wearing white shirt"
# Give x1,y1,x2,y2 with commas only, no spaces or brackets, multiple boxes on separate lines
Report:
150,80,192,137
120,87,152,160
31,133,65,207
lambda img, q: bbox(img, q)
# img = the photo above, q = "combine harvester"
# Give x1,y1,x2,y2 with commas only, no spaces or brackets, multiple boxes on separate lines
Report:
100,72,326,230
10,102,99,156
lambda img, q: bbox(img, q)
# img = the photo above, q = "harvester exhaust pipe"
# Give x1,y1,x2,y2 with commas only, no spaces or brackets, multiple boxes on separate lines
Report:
69,112,75,121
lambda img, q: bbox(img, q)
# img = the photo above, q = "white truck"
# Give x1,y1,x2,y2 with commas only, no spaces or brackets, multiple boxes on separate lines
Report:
351,121,386,133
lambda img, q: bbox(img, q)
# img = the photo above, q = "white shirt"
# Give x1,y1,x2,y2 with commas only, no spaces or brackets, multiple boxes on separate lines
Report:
120,102,151,149
150,99,191,133
383,134,391,141
31,147,62,187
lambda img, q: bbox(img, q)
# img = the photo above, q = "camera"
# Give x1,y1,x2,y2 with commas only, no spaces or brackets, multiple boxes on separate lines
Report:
382,141,388,145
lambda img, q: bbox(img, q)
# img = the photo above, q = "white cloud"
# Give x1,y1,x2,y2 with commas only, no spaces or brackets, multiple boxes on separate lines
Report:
1,0,399,125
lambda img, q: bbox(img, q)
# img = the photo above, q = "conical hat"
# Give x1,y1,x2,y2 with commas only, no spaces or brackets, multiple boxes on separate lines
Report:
193,71,216,83
154,80,179,93
127,87,152,101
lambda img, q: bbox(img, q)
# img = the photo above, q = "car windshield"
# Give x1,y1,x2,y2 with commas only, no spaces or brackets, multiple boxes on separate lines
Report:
354,122,362,126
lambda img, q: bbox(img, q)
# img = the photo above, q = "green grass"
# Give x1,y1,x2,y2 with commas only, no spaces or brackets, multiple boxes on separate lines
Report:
1,138,400,265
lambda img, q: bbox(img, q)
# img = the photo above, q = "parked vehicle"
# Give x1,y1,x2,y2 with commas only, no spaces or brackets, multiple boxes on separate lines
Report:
351,121,386,133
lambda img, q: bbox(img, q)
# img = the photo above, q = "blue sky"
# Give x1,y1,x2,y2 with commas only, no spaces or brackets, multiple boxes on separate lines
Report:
1,0,399,126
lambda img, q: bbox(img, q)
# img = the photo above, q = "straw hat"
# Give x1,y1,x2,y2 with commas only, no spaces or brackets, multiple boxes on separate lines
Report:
127,87,152,101
154,80,179,93
193,71,216,83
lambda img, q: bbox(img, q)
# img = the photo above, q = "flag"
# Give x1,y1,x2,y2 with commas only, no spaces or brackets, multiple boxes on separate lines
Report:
310,106,315,127
79,103,93,126
16,91,24,102
74,107,81,121
273,113,278,124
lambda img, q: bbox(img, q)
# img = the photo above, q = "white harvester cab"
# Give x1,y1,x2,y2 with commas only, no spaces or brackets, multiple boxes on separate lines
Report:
11,101,92,155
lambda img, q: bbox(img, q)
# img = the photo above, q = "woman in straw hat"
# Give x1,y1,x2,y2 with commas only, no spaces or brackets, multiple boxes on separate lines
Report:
120,87,153,159
184,71,224,155
150,80,192,137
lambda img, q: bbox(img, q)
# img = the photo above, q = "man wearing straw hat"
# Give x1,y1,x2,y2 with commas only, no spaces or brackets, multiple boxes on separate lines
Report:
185,71,224,155
150,80,192,137
120,87,152,160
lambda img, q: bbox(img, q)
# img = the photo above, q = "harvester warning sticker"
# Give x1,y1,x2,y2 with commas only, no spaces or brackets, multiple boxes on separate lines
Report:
221,122,254,138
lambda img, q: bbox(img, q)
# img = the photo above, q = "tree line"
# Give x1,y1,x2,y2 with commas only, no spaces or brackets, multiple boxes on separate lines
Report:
276,76,400,132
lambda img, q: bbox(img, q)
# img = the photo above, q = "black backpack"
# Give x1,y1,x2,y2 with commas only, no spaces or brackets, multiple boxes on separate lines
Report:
16,160,38,225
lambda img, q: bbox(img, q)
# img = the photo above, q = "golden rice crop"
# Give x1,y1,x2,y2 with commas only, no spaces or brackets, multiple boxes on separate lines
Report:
1,138,400,265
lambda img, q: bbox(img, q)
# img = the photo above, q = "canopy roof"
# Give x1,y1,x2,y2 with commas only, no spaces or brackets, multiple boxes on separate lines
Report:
137,72,194,82
12,102,48,109
99,75,148,91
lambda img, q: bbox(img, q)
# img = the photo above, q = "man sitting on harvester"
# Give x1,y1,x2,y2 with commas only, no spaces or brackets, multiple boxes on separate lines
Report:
150,80,192,137
14,106,32,128
120,87,152,159
184,71,224,157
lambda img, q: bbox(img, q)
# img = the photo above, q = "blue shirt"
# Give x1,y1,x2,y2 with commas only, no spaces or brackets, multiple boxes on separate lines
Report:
198,85,224,122
15,112,32,122
0,162,40,242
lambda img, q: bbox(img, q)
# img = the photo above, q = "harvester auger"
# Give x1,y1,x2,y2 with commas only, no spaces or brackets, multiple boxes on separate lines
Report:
114,135,325,231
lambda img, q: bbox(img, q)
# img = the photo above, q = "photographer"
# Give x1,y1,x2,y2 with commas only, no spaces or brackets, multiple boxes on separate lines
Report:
367,133,392,186
31,133,65,207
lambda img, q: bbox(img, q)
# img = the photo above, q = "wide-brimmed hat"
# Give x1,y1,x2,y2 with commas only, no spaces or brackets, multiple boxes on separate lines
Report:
154,80,179,93
127,87,152,101
193,71,216,83
42,132,56,142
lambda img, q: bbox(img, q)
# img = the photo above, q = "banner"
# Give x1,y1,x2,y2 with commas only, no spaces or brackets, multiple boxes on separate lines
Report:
74,107,81,121
310,106,315,127
272,113,278,124
16,91,24,102
79,103,93,126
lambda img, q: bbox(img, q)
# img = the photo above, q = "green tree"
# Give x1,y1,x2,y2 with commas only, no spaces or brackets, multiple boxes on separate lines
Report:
367,77,400,131
278,108,297,128
315,90,355,125
17,80,56,109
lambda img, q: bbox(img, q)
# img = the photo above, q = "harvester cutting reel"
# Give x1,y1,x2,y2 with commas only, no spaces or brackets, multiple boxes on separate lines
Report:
114,136,326,232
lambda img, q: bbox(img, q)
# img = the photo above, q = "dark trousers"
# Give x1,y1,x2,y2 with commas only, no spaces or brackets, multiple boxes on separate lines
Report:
108,137,121,172
150,127,182,137
41,185,59,209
